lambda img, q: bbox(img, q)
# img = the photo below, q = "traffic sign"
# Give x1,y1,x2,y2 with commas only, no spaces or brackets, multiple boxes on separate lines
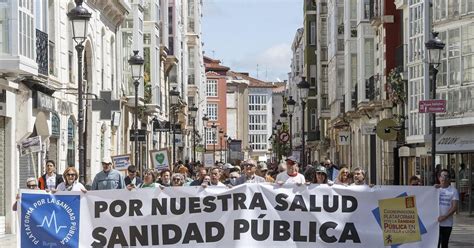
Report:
419,100,446,113
279,132,290,143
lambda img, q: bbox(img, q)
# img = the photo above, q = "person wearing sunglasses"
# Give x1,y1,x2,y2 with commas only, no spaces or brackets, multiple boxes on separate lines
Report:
335,167,352,185
171,173,185,186
56,167,86,192
12,178,39,211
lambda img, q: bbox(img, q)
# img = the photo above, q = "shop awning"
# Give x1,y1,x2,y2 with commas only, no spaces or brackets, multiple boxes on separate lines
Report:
437,126,474,153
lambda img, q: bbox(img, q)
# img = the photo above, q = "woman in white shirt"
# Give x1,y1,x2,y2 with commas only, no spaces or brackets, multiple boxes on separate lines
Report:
56,167,86,192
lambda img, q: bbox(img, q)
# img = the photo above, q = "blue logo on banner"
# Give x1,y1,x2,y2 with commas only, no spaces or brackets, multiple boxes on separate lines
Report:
21,193,80,247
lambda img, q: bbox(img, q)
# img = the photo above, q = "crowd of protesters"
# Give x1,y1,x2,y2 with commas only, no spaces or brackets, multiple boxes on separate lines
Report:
16,155,459,248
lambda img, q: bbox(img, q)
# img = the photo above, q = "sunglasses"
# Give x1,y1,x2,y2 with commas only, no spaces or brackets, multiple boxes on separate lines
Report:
66,173,77,177
316,172,325,175
27,184,37,189
230,177,238,179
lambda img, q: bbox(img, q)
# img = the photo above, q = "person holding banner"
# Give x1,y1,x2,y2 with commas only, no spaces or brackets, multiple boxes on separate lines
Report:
56,167,86,192
190,167,208,186
139,169,160,188
171,173,185,186
275,156,305,184
437,169,459,248
235,159,265,185
12,178,39,211
351,167,367,185
208,167,225,186
124,165,142,187
158,169,172,187
307,165,334,185
335,167,352,185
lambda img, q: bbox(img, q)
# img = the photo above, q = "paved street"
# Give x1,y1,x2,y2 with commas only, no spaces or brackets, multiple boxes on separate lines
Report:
1,214,472,247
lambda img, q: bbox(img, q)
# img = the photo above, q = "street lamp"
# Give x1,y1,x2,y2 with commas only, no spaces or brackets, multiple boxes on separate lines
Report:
211,122,217,163
227,136,232,163
218,129,224,163
189,104,198,163
223,133,228,163
128,50,144,171
67,0,91,184
202,114,209,153
286,96,296,151
297,77,310,167
425,32,445,185
280,110,288,122
169,87,180,163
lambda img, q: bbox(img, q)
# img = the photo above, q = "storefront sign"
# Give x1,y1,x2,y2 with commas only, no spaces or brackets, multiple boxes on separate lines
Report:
338,131,350,146
34,91,55,112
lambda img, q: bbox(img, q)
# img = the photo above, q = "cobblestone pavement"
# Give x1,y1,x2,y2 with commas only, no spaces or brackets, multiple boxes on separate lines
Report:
1,214,472,247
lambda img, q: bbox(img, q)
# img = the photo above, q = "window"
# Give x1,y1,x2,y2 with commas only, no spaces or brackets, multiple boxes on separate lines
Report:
462,25,474,83
351,54,357,87
0,3,10,54
206,128,216,144
206,79,217,96
249,134,267,151
207,103,217,121
310,21,316,45
249,95,267,111
51,113,60,137
19,0,34,59
364,38,374,76
363,0,371,19
249,114,267,131
310,108,317,131
67,117,75,166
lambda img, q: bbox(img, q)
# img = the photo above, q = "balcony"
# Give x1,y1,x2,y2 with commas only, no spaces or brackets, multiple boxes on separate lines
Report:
36,29,48,76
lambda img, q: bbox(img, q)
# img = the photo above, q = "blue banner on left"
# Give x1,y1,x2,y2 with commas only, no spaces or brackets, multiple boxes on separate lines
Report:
21,193,80,247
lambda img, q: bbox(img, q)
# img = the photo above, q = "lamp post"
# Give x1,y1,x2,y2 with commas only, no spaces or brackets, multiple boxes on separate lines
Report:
189,104,198,163
425,32,445,185
211,122,217,164
219,129,224,162
67,0,91,184
128,51,144,170
169,87,180,163
297,77,310,167
202,115,209,154
286,96,296,152
227,136,232,163
223,133,228,163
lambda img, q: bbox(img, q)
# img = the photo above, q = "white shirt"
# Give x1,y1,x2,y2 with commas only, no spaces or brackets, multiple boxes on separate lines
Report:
275,172,306,184
56,181,86,192
46,174,56,190
439,185,459,227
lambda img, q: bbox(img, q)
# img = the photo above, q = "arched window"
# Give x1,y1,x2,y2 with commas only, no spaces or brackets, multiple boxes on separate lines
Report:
51,113,60,137
67,117,75,166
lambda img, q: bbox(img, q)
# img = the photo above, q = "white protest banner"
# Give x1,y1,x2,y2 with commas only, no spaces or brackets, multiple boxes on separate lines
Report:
150,149,170,170
19,185,439,248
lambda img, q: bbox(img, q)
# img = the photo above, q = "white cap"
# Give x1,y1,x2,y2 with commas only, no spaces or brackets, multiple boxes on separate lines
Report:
102,157,113,164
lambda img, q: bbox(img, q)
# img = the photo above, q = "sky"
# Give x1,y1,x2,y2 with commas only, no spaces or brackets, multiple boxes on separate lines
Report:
202,0,304,82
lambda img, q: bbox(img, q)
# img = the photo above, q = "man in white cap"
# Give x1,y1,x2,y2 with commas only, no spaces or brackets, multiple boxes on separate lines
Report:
275,156,305,184
91,157,125,190
235,159,266,185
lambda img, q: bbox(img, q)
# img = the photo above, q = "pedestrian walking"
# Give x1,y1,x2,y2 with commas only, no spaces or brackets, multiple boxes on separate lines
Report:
91,157,125,190
437,169,459,248
37,160,63,190
275,156,305,184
